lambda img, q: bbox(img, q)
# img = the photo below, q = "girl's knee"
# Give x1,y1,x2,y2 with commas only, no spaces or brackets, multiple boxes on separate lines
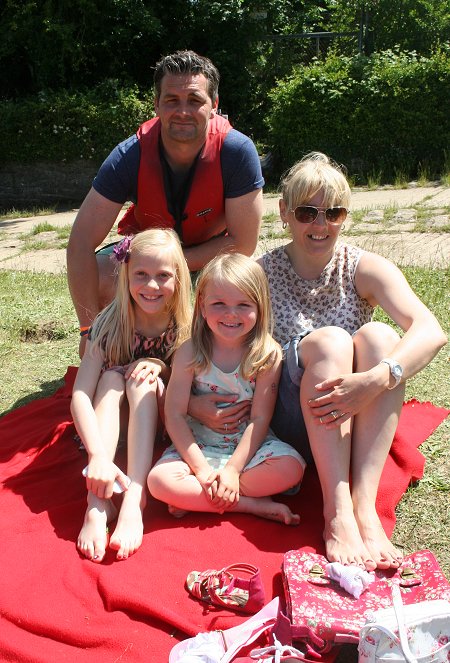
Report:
98,370,125,390
147,464,165,496
126,376,159,398
147,460,188,496
240,457,304,496
283,457,305,486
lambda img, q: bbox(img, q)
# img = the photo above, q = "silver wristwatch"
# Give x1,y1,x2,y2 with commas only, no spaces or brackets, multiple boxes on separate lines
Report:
380,358,403,389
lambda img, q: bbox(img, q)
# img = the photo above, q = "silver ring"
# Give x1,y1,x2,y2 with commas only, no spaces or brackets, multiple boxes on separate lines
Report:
238,419,241,424
224,423,228,431
331,410,339,420
319,417,324,424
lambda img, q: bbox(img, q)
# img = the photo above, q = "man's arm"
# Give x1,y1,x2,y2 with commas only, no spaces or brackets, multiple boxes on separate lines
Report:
67,187,123,328
183,188,263,271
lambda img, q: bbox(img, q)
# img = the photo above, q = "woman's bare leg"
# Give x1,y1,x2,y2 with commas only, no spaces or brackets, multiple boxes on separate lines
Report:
351,322,404,568
299,327,376,569
109,378,159,559
77,371,124,562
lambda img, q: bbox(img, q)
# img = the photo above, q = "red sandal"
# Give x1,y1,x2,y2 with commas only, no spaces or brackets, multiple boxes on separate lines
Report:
186,562,265,614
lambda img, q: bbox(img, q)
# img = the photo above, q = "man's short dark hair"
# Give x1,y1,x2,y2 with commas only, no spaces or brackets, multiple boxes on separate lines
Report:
154,50,220,103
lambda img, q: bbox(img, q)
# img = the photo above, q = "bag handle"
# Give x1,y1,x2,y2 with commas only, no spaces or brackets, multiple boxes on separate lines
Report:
391,584,418,663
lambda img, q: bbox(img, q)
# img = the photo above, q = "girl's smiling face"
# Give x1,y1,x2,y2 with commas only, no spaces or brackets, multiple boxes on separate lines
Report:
200,279,258,346
128,249,176,317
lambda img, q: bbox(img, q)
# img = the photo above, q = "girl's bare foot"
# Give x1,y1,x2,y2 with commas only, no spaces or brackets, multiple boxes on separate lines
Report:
168,504,189,518
324,512,376,571
109,484,146,560
355,506,403,569
77,494,117,563
236,496,300,525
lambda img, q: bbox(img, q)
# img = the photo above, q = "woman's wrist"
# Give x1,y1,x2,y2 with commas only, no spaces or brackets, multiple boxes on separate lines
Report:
370,362,393,391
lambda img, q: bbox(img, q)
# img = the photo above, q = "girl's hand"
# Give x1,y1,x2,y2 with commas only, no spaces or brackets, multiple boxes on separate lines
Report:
308,370,383,427
125,358,165,383
188,394,251,434
211,466,240,510
195,466,219,502
85,456,130,499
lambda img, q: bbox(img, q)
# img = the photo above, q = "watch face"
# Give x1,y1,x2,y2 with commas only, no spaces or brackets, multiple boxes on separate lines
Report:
393,364,402,378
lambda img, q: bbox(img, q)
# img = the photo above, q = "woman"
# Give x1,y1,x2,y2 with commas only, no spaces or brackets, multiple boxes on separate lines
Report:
257,152,446,570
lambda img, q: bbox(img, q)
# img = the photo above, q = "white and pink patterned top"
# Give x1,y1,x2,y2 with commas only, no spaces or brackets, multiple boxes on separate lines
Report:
261,243,374,347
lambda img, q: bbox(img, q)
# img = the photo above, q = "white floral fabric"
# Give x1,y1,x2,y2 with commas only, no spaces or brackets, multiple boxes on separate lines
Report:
261,243,374,346
159,361,305,472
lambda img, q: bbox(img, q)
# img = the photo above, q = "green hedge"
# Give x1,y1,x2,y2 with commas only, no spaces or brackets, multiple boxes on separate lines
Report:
2,51,449,185
266,49,450,183
0,80,154,164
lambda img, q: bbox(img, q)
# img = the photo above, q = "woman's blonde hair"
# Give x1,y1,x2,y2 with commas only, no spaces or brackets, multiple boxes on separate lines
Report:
89,228,191,365
280,152,351,210
191,253,281,379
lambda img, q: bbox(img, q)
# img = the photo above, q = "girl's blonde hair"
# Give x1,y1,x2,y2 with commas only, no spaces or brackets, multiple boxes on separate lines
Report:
280,152,351,210
191,253,281,379
90,228,191,366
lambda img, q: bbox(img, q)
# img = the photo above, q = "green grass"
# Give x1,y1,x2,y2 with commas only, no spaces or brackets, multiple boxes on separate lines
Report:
0,205,57,220
0,265,448,578
0,271,79,414
22,222,72,239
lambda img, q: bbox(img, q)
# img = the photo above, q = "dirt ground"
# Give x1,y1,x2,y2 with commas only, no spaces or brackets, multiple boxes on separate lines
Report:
0,184,449,272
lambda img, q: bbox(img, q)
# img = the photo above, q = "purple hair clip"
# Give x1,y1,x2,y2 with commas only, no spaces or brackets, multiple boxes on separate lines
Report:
112,235,133,263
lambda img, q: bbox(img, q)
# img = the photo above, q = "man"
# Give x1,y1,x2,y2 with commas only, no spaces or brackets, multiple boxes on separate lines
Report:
67,50,264,354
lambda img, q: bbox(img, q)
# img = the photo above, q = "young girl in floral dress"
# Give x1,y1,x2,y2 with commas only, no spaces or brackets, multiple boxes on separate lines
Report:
148,253,305,523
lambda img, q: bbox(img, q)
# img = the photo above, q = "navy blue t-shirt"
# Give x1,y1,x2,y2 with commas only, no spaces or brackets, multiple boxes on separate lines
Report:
93,128,264,205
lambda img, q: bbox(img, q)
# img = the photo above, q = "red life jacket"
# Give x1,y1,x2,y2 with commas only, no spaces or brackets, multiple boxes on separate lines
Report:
117,114,231,245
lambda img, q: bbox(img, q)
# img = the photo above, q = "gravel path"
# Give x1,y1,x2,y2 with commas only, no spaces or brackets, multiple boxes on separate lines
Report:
0,185,449,272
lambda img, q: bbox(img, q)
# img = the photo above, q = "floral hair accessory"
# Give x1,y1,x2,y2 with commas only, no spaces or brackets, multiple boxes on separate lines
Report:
112,235,133,263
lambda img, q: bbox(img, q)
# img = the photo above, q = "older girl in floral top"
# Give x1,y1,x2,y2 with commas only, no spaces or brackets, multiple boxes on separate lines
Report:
71,228,191,563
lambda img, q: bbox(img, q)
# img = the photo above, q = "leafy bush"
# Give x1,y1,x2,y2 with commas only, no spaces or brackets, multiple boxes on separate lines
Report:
0,80,154,164
266,48,450,183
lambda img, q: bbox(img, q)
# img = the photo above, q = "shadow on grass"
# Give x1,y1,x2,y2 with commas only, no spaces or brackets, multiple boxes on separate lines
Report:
1,376,66,417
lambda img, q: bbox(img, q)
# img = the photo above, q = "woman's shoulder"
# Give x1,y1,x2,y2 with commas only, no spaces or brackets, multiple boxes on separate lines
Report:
335,242,370,276
351,246,397,273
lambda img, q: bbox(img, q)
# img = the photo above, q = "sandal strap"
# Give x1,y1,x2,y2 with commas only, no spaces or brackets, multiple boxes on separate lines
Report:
221,563,259,591
186,563,263,613
188,568,233,601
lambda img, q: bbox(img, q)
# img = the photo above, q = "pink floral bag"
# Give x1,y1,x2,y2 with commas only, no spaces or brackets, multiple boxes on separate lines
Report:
282,550,450,655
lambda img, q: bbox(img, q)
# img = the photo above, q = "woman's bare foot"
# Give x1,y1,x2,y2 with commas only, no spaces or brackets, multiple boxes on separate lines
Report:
77,494,117,563
109,484,146,560
324,511,376,571
236,496,300,525
355,506,403,569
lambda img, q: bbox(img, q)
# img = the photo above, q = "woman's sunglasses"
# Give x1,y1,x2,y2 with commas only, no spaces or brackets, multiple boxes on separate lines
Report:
290,205,348,225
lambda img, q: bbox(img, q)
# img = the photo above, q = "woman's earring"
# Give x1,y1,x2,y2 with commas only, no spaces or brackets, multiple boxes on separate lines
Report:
341,223,346,231
282,221,287,229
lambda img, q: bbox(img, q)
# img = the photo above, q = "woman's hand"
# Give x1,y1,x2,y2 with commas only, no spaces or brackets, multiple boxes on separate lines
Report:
125,358,165,383
211,466,240,511
308,369,384,427
85,456,130,498
188,394,251,434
